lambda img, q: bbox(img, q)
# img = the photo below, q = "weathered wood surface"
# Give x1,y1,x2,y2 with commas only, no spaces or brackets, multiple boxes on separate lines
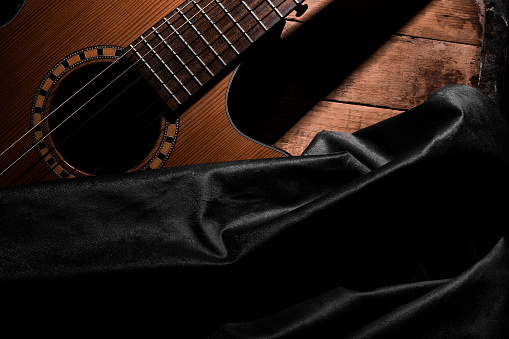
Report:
0,0,486,186
258,0,485,155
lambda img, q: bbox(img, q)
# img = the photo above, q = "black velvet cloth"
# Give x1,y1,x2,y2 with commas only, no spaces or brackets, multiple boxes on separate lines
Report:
1,84,508,337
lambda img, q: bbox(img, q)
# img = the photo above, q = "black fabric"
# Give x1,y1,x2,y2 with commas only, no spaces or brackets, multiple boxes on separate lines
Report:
1,84,508,337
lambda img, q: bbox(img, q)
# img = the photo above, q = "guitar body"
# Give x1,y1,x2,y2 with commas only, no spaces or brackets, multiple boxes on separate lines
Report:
0,0,287,187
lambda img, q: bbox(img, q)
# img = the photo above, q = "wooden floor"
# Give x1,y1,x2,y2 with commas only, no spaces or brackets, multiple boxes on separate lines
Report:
230,0,485,156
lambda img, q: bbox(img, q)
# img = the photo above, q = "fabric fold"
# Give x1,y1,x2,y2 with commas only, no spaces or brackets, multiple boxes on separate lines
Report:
211,238,509,338
0,84,508,337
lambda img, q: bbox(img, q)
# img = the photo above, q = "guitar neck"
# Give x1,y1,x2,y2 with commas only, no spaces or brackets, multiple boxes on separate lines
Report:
126,0,303,111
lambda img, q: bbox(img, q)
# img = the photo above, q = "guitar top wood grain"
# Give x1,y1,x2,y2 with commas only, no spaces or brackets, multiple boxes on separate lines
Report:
0,0,294,187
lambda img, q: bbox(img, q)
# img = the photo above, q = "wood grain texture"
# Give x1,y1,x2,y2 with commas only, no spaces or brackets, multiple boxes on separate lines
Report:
165,70,287,168
0,0,287,187
276,101,403,155
270,0,484,155
0,0,487,185
326,35,481,111
0,0,182,167
397,0,484,45
284,0,484,45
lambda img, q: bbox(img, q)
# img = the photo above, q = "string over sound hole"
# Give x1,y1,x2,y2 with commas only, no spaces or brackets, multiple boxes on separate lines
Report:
48,59,170,175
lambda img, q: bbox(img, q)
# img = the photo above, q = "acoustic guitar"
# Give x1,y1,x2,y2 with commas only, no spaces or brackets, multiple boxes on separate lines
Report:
0,0,307,187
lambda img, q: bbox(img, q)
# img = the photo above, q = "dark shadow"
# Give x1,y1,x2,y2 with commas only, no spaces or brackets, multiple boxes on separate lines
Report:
0,0,25,28
228,0,432,145
479,0,509,117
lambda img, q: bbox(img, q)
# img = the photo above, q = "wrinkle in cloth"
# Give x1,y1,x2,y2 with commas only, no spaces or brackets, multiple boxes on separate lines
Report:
0,84,508,337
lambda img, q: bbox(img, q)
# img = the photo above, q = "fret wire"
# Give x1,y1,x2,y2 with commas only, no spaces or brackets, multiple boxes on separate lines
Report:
250,0,283,26
130,43,182,105
121,0,195,67
240,0,268,31
191,1,240,55
177,0,195,14
272,0,301,17
150,27,204,87
163,17,215,77
179,4,226,66
130,0,294,104
0,0,300,179
174,17,225,72
213,0,254,43
187,0,224,35
189,1,238,60
212,20,242,55
265,0,284,18
143,34,194,96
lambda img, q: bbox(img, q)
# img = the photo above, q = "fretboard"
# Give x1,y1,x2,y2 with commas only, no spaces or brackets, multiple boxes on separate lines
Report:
126,0,304,111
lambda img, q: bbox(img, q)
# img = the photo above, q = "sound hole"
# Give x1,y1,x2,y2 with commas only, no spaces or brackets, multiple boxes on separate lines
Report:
49,60,169,175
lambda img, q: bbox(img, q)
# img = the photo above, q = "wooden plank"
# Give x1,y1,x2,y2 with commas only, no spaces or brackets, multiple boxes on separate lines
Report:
397,0,484,45
232,35,480,155
271,33,481,155
285,0,484,46
273,23,481,111
270,0,484,155
274,101,403,155
326,34,481,111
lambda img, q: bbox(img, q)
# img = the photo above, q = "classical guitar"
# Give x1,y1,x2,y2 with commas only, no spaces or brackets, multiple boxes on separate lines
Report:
0,0,306,187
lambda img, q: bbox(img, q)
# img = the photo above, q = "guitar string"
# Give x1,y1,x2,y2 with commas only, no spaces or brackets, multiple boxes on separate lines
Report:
0,0,214,163
7,91,156,186
4,0,272,183
1,0,280,165
3,0,284,186
65,0,275,177
2,0,235,182
72,24,246,173
6,83,163,186
88,4,277,176
0,0,247,178
2,0,280,181
71,89,171,177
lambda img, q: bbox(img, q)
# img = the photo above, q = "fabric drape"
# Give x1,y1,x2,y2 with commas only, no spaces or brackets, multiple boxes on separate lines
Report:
1,84,508,337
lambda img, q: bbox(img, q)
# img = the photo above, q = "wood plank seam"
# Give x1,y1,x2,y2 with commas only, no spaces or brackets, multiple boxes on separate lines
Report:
393,32,482,47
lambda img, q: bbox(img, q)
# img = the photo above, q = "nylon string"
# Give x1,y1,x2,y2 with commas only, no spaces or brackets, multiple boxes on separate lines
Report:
0,0,282,181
